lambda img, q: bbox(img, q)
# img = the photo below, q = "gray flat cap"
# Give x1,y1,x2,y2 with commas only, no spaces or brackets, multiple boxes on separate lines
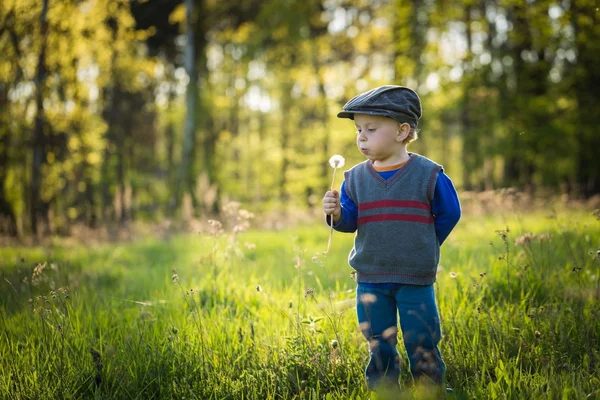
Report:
337,85,422,128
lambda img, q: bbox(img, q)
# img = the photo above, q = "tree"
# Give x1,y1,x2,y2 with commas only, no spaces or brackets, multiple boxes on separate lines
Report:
30,0,50,236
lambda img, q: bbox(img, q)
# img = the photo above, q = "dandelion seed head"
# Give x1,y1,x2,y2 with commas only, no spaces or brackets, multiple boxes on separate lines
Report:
329,154,345,169
331,339,339,348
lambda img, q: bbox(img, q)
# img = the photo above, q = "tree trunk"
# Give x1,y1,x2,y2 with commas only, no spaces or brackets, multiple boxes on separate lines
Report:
176,0,198,213
572,0,600,196
0,82,17,236
117,102,127,222
165,88,177,215
279,80,293,202
503,4,528,187
393,0,427,151
461,4,474,191
30,0,50,236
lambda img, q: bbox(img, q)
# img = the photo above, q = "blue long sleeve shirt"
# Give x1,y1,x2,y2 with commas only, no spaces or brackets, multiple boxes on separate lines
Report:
332,169,461,246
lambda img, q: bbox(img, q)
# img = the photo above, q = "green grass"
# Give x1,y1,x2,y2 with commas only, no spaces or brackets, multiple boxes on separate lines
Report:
1,208,599,399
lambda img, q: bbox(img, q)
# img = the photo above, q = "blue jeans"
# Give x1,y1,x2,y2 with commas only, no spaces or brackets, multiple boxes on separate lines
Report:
356,283,446,389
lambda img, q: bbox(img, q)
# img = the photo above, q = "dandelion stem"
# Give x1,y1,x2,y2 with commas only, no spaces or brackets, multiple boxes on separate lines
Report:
326,167,338,253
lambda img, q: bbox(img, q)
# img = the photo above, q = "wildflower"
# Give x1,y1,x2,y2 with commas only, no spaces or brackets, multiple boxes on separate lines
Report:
32,262,47,285
288,300,293,309
233,221,250,233
207,220,223,236
449,272,459,279
479,272,487,278
171,269,179,283
304,287,315,298
515,232,536,246
33,262,46,277
256,285,262,292
223,201,241,217
495,227,510,242
538,233,552,241
535,330,541,338
238,209,255,220
331,339,339,349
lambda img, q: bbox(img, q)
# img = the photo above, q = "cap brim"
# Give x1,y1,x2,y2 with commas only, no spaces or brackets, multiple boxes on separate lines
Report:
336,111,355,120
337,109,394,120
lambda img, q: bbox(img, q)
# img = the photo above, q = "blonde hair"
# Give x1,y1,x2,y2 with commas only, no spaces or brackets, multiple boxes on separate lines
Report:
398,122,419,144
404,127,419,144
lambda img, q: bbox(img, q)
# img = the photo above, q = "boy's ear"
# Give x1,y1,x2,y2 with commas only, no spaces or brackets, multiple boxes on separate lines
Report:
396,123,410,142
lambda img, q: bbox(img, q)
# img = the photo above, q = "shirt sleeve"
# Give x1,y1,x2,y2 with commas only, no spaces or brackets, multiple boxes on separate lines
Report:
326,180,358,233
432,171,461,245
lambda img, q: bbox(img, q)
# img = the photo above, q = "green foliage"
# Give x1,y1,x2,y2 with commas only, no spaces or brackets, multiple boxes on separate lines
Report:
1,0,599,233
0,209,599,398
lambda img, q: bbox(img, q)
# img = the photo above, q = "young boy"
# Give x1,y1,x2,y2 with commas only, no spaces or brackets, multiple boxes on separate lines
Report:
322,85,461,390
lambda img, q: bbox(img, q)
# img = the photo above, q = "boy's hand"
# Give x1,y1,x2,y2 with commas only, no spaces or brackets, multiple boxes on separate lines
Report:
323,190,341,224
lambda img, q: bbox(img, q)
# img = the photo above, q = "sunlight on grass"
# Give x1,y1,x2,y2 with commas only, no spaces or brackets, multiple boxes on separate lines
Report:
1,209,599,399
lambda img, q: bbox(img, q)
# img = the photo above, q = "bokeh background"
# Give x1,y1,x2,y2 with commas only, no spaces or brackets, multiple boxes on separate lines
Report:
1,0,599,237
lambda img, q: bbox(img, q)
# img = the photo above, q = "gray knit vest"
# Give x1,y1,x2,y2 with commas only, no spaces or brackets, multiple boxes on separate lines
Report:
344,154,442,285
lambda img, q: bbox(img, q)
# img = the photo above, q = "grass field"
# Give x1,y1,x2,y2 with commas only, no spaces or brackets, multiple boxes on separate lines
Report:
1,206,599,399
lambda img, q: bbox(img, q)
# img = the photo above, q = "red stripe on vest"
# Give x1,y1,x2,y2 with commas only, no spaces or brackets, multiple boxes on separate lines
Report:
358,200,430,211
358,214,434,224
358,272,437,278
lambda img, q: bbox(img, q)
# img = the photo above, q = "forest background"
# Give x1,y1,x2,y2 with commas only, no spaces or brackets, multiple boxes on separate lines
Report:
0,0,599,237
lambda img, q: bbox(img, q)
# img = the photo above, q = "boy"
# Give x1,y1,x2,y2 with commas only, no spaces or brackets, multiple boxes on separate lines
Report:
322,85,461,390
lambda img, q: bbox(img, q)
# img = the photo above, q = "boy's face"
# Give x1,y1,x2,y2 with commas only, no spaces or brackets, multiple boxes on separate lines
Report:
354,114,406,164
